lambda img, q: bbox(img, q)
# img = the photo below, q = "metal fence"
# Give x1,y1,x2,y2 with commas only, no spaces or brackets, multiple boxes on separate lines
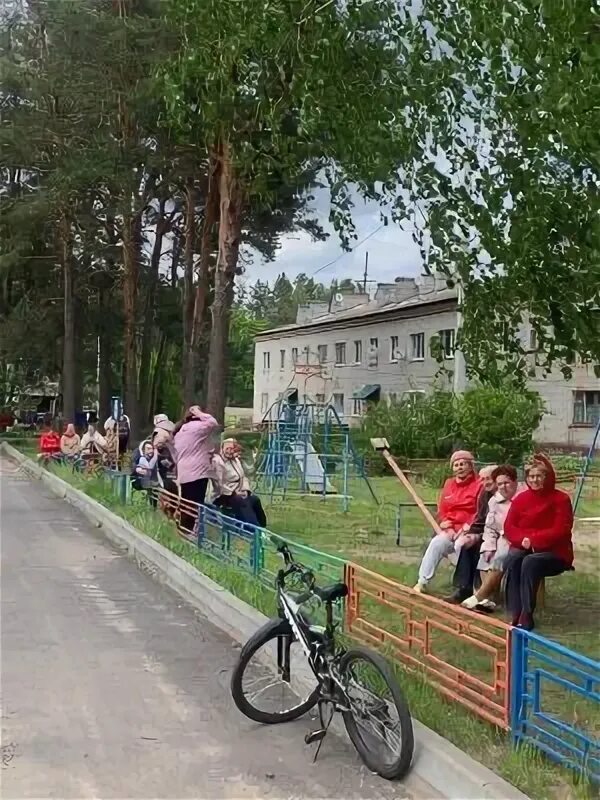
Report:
345,562,512,729
511,628,599,783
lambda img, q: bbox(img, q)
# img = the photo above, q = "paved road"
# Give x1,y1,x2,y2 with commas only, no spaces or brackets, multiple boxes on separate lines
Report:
0,458,432,799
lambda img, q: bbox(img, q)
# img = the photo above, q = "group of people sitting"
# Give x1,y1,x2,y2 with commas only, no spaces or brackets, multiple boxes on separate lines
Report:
413,449,574,631
38,405,267,532
38,415,130,466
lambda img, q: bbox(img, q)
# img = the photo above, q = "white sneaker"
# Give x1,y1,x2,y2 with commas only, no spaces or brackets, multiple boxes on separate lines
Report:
413,581,426,594
461,595,480,609
478,599,497,611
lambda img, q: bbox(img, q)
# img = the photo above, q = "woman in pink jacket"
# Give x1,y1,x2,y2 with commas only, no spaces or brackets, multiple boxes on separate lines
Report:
173,405,220,532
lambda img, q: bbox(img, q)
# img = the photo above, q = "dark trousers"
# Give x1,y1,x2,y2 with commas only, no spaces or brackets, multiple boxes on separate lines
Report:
216,493,267,528
453,539,482,593
180,478,209,533
504,548,567,617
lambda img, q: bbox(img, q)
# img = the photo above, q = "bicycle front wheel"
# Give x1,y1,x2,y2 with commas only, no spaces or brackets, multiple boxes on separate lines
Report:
339,646,414,780
231,617,321,724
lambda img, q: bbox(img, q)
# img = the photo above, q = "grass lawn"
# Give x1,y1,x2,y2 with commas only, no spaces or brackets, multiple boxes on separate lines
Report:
11,452,594,800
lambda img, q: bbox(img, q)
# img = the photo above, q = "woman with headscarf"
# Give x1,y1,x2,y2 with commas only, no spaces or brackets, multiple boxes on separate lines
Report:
60,424,81,460
503,454,573,630
173,405,220,532
413,450,482,593
212,439,267,527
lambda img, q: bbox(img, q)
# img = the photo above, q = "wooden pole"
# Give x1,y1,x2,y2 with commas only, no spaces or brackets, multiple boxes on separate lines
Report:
371,438,442,535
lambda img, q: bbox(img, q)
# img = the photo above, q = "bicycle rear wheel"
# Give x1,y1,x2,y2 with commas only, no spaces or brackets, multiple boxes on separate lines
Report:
231,617,321,724
339,646,414,780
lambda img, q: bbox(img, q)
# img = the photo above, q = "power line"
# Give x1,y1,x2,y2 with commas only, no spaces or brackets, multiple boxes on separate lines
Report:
310,224,385,277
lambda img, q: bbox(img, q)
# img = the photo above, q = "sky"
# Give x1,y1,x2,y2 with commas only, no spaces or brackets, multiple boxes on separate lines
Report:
245,188,423,288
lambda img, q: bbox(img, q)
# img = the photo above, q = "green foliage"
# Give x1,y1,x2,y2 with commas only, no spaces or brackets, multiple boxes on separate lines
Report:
455,387,545,464
360,388,544,466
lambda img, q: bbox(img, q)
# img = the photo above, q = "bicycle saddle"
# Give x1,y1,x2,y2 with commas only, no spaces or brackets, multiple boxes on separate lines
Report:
313,583,348,603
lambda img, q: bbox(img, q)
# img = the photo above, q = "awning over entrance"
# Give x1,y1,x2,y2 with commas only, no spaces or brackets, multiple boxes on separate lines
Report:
353,384,381,401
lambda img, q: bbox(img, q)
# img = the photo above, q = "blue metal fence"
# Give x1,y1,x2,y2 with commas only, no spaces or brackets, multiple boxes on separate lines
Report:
511,628,600,783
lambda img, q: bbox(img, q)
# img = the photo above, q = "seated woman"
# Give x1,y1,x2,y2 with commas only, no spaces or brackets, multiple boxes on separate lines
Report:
38,426,62,462
503,454,574,631
60,424,81,464
446,464,497,602
413,450,482,593
461,465,521,611
80,423,108,467
212,438,267,528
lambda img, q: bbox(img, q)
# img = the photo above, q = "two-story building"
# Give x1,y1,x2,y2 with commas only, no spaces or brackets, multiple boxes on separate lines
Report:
253,275,599,448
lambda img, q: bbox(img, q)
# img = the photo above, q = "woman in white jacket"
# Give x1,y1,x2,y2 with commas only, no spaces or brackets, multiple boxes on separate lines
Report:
461,465,521,612
212,439,266,527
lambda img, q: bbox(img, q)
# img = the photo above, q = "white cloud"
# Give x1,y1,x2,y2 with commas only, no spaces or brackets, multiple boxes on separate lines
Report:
246,191,422,286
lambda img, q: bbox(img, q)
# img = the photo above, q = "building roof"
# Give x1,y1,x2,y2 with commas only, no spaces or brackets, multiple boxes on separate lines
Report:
255,288,458,340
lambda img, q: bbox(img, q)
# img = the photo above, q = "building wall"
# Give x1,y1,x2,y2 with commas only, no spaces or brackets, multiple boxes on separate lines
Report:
253,310,600,449
253,307,458,422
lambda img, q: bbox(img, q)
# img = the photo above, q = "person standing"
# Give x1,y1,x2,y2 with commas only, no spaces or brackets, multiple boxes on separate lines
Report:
60,423,81,460
173,406,220,532
503,454,573,631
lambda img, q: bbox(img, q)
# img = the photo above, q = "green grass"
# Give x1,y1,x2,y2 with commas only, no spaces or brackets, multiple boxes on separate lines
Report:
29,461,595,799
8,448,599,799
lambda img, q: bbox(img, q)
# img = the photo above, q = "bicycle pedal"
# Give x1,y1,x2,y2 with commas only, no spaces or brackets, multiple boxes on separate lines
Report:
304,728,327,745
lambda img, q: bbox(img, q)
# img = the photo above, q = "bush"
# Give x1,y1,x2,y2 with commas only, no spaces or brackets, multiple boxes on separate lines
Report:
455,387,545,464
359,386,544,467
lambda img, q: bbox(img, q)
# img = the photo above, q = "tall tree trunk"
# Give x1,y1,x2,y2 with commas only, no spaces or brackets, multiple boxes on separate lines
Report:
170,231,181,289
139,199,167,424
150,332,166,418
188,159,219,405
59,209,76,424
122,210,142,440
98,321,112,426
181,177,197,408
206,142,242,423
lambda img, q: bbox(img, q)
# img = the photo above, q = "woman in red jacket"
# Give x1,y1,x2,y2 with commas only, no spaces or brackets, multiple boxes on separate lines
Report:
503,454,574,630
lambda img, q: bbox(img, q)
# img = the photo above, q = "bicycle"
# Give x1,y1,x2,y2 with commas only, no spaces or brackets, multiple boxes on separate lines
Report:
230,540,414,780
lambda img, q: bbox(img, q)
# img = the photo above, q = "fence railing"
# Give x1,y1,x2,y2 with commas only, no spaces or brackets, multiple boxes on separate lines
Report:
37,460,599,783
511,628,599,783
345,562,511,729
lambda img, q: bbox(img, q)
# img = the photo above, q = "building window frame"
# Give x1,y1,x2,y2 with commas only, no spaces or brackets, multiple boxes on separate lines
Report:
260,393,269,414
263,351,271,370
438,328,456,359
410,332,425,361
572,390,600,426
335,342,347,366
389,335,399,363
353,340,362,364
279,349,286,370
317,344,328,364
352,397,365,416
291,347,298,364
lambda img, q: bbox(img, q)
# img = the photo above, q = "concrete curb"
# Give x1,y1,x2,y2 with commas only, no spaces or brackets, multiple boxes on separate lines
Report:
2,443,529,800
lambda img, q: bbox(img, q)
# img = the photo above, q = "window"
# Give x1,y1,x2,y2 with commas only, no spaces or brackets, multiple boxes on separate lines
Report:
291,347,298,364
263,351,271,369
335,342,346,365
529,329,538,351
316,393,325,405
410,332,425,361
368,337,379,367
279,349,286,369
573,391,600,426
438,329,455,359
260,393,269,414
352,398,365,416
354,340,362,364
389,335,399,362
317,344,328,363
333,393,345,415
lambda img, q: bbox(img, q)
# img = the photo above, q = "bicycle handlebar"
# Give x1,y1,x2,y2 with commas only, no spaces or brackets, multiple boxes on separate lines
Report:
275,540,315,592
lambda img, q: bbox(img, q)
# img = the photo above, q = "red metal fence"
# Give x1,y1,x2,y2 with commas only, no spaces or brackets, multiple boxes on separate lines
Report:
345,562,511,729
